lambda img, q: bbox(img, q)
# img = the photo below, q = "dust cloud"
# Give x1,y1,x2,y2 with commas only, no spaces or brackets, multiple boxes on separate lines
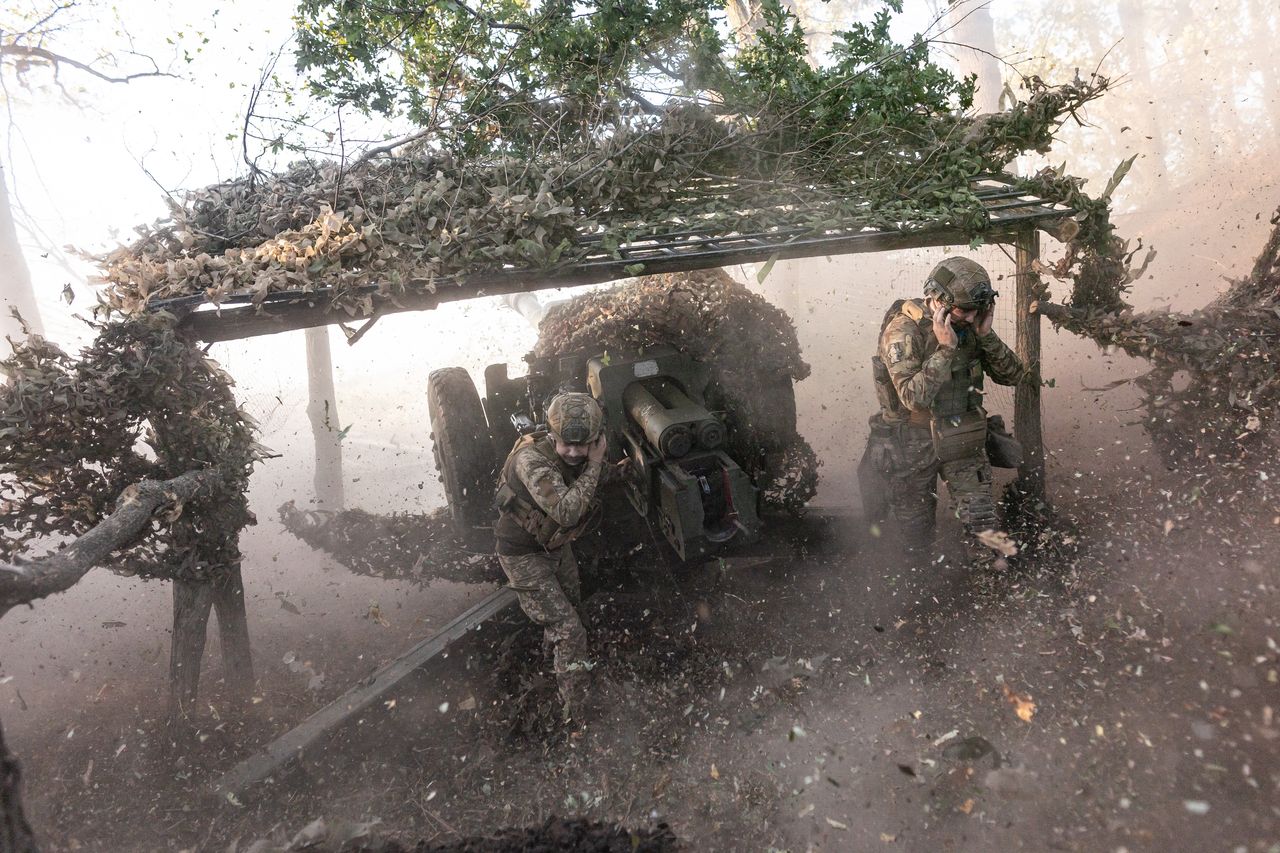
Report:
3,2,1279,850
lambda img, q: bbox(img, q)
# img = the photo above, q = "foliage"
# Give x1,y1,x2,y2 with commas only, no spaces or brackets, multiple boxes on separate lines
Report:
294,0,730,152
292,0,986,169
96,71,1107,316
278,501,503,585
0,315,260,581
84,3,1118,315
1039,218,1280,468
1016,154,1148,313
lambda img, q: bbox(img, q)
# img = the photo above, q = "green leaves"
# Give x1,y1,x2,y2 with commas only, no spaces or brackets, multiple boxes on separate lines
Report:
756,253,779,285
1102,154,1138,202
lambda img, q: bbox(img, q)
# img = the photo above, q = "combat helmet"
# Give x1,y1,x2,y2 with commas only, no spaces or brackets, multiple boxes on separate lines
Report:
546,392,604,444
924,257,999,310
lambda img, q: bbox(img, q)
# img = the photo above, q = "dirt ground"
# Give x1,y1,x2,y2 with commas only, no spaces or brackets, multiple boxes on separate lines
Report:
8,432,1278,852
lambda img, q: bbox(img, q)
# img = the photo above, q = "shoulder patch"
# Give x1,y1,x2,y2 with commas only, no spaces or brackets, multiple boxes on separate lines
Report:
887,341,906,364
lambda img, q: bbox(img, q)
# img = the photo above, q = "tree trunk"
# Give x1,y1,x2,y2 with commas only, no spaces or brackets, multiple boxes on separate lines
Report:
0,163,44,343
1117,3,1168,174
1,718,38,853
946,0,1003,114
305,327,345,509
1253,0,1280,144
212,563,254,704
169,577,215,721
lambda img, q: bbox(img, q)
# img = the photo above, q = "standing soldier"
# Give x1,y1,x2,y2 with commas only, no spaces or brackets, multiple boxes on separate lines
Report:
861,257,1029,565
493,392,607,721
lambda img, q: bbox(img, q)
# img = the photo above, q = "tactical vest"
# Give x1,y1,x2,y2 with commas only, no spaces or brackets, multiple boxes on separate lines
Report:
873,299,984,420
493,432,600,555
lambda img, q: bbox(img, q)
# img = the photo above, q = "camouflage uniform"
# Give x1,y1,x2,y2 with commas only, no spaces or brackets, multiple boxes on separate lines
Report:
872,295,1028,556
494,432,603,708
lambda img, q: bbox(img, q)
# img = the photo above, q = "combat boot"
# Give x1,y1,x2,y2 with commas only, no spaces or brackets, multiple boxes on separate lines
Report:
558,670,591,726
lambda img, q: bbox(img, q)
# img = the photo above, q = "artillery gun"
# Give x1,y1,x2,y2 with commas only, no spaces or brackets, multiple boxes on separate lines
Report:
428,345,773,561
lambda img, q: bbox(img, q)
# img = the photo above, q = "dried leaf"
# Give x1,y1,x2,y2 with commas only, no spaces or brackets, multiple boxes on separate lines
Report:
1001,683,1036,722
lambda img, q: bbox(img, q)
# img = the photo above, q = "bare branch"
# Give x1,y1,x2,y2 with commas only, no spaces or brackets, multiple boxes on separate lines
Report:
0,44,176,84
349,127,437,168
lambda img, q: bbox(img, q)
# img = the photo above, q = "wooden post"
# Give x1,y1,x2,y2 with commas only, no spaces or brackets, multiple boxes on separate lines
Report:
305,327,345,510
169,578,215,721
1014,228,1046,504
170,563,255,719
212,562,255,704
0,717,38,853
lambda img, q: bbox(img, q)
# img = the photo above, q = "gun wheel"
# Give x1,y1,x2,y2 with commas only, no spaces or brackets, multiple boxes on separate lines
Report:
427,367,497,549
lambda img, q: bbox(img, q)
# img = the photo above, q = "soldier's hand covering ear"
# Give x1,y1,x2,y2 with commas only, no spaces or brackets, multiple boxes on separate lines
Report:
933,303,959,349
976,305,995,336
588,433,608,463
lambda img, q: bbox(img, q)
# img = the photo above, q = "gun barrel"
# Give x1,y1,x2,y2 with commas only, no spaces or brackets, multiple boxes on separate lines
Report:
623,382,693,458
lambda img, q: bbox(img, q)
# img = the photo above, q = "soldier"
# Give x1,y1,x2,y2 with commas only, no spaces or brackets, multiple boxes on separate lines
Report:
861,257,1029,564
493,391,607,720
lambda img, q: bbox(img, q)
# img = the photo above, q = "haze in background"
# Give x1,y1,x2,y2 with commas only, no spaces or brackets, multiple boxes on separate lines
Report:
2,0,1277,740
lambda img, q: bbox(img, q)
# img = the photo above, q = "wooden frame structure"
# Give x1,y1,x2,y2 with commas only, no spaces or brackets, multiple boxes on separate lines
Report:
151,174,1060,494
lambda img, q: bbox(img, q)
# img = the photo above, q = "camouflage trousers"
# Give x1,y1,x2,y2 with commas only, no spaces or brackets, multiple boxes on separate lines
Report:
498,547,591,704
877,424,1000,560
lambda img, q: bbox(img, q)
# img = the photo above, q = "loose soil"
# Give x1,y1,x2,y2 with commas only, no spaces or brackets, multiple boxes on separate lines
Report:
10,442,1279,850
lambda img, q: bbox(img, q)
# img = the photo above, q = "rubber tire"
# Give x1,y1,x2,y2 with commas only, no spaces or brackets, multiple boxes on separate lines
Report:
428,367,497,548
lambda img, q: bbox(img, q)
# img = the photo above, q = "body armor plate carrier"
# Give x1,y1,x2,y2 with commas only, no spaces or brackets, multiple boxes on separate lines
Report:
493,432,601,553
870,299,1021,468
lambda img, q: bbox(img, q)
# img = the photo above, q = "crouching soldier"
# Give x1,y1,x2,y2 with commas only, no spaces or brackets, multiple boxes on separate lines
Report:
860,257,1029,566
494,392,607,720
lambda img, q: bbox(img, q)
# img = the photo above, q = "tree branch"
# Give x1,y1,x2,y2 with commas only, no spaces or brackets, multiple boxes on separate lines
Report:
0,44,176,84
0,469,216,614
349,127,437,168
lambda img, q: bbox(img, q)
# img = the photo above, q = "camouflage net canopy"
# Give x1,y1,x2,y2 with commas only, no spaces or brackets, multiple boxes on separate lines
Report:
278,502,502,585
0,317,259,581
535,269,819,513
1041,217,1280,470
92,79,1111,320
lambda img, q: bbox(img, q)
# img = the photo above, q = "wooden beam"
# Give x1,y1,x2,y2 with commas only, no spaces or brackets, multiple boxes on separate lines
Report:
177,226,1039,344
1013,227,1046,503
212,587,517,798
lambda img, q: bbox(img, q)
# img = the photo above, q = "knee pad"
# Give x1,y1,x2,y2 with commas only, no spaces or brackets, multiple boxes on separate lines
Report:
955,493,998,532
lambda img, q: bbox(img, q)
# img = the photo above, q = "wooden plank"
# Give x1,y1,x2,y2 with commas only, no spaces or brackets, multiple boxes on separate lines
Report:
1013,227,1046,502
178,224,1039,343
212,587,518,797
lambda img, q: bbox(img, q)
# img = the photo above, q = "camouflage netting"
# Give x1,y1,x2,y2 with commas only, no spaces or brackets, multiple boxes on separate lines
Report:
277,502,502,585
1040,215,1280,469
534,269,819,512
91,79,1110,321
0,316,260,581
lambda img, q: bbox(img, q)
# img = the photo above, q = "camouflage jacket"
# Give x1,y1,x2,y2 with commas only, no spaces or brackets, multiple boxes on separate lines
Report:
879,299,1028,422
494,434,603,555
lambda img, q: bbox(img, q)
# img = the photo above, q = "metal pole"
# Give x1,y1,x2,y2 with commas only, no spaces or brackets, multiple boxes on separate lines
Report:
1014,227,1046,503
